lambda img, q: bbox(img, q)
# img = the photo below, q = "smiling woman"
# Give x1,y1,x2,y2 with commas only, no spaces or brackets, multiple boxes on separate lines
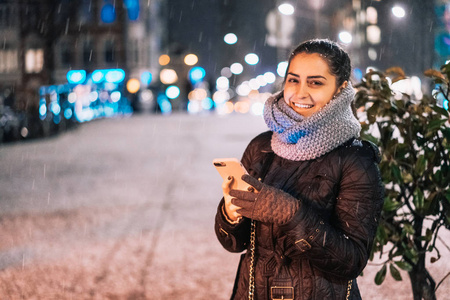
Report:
214,39,385,300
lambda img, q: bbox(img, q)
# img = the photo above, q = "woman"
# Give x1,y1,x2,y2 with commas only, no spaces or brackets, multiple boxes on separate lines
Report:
214,39,384,300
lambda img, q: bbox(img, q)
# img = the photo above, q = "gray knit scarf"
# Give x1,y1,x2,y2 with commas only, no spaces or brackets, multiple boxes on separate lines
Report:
263,82,361,161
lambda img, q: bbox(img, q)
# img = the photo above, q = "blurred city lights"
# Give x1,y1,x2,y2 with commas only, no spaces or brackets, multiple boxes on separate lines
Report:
392,6,406,18
187,101,201,114
224,33,238,45
221,67,232,78
111,91,121,102
141,71,152,85
368,48,377,61
184,54,198,66
92,70,105,83
264,71,276,84
157,95,172,114
67,70,86,84
104,69,126,83
235,101,250,114
101,4,116,23
213,90,230,104
140,89,154,102
50,102,61,115
366,6,378,24
256,75,267,87
159,54,170,66
277,61,288,77
230,63,244,75
202,97,214,110
366,25,381,44
278,3,295,16
88,91,99,102
245,53,259,65
249,78,260,90
160,69,178,84
64,108,73,119
216,76,230,90
338,31,353,44
127,78,140,93
166,85,180,99
237,82,251,96
189,66,206,84
68,92,77,103
251,102,264,116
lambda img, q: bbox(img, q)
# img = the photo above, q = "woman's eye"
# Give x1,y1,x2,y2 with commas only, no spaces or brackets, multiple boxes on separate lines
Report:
309,81,323,86
288,78,298,83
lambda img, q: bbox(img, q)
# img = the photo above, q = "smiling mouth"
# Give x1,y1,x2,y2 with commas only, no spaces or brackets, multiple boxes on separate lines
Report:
292,103,314,109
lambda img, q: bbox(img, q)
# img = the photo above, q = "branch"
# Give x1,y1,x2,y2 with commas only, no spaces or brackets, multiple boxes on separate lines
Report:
435,272,450,292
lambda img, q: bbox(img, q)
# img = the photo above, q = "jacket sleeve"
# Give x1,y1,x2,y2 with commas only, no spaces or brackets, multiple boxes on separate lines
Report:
280,143,384,279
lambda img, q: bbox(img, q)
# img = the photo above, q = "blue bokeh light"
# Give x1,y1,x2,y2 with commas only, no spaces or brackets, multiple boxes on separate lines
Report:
189,67,206,84
67,70,86,84
101,4,116,23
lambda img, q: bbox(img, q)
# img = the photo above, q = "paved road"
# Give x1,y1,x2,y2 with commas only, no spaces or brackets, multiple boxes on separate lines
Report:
0,113,449,299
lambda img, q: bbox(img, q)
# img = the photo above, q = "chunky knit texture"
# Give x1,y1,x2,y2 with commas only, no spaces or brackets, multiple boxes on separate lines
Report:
263,82,361,161
230,175,300,225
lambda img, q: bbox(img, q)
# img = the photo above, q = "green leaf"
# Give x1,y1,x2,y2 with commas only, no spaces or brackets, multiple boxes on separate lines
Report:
413,187,425,211
395,261,413,272
414,155,426,175
428,118,447,131
389,264,403,281
431,105,449,118
383,198,401,212
375,264,387,285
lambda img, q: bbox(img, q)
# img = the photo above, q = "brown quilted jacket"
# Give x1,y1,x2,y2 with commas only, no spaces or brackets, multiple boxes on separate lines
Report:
215,131,384,300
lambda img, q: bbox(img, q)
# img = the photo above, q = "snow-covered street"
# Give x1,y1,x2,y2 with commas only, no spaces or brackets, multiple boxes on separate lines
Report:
0,113,449,299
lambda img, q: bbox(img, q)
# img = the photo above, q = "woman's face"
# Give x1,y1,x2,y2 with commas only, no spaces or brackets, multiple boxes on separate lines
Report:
283,52,347,118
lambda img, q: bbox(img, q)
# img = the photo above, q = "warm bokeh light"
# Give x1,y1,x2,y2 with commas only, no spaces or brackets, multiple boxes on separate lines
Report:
160,69,178,84
159,54,170,66
366,25,381,44
234,100,250,114
126,78,140,93
184,54,198,66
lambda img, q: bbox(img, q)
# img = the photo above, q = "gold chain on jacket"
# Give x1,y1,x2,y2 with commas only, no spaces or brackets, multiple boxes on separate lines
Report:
346,279,353,300
248,220,256,300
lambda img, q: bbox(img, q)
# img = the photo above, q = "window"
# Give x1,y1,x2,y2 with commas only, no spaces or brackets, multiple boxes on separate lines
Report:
104,40,115,63
25,49,44,73
0,4,17,28
60,42,72,67
0,48,18,73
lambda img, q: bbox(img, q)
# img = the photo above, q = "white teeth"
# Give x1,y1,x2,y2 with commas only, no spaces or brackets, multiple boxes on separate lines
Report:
293,103,313,109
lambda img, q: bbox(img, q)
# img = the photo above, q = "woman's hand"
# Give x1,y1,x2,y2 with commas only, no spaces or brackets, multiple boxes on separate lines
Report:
222,176,243,223
230,175,300,225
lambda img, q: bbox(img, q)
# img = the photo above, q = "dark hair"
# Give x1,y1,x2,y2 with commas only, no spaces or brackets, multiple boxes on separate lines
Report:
284,39,351,87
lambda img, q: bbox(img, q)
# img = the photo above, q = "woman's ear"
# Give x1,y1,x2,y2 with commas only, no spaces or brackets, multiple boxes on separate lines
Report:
336,81,348,95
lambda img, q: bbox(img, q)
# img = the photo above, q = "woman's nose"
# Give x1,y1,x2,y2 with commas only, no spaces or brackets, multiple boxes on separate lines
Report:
295,83,309,98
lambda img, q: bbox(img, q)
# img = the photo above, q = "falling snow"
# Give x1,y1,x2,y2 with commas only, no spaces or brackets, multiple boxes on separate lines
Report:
0,114,449,299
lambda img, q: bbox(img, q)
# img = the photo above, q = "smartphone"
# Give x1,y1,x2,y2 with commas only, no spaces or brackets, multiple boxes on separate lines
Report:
213,158,255,192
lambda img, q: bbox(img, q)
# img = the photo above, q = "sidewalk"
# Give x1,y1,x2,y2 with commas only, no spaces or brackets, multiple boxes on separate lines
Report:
0,113,449,299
